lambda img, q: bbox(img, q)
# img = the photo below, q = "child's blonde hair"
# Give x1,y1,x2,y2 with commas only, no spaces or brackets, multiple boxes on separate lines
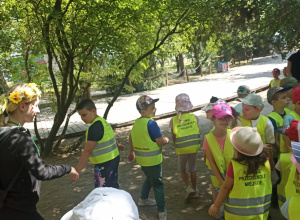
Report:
0,83,41,126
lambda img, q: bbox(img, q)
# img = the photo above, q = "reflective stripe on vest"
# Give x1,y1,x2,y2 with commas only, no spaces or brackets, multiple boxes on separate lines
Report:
172,114,200,154
224,160,272,219
131,118,162,166
277,153,293,208
224,202,270,216
241,114,268,144
134,148,162,157
87,117,119,164
205,129,234,188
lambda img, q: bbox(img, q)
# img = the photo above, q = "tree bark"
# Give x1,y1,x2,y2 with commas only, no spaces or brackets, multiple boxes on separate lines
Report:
178,53,185,77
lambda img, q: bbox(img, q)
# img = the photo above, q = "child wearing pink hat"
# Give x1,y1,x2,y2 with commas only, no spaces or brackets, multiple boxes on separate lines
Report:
169,93,201,200
203,103,234,219
208,127,272,219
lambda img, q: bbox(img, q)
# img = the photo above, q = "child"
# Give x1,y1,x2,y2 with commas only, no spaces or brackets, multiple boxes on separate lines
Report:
270,68,281,88
75,99,124,189
234,85,250,114
208,127,272,219
203,103,234,219
280,141,300,220
280,76,299,111
275,120,299,209
128,95,169,220
284,87,300,153
169,93,201,200
267,86,290,153
202,96,226,120
237,93,275,146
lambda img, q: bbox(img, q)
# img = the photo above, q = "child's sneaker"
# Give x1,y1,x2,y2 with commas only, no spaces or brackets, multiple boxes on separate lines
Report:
158,210,167,220
138,198,156,206
193,188,199,198
185,186,195,200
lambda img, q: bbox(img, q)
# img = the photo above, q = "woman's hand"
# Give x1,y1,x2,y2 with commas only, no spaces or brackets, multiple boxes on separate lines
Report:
70,167,79,181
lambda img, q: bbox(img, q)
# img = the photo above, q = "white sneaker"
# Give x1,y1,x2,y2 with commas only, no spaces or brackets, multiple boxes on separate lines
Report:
193,188,199,198
158,211,167,220
138,198,156,206
185,186,195,200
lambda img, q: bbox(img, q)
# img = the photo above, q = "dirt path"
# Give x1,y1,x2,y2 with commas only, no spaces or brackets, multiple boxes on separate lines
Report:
37,89,286,220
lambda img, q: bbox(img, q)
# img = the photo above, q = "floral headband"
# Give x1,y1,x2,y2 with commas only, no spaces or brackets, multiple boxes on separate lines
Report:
0,83,42,114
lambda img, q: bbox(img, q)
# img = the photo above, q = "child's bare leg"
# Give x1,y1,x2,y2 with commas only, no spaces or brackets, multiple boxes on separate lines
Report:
190,171,197,190
181,171,190,187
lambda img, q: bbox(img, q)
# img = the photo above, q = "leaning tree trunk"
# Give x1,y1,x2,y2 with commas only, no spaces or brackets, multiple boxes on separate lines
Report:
193,44,201,74
178,53,185,77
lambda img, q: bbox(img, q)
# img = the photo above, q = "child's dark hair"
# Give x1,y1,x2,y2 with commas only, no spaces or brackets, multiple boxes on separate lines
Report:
234,148,268,176
271,91,286,103
76,99,96,111
230,107,240,128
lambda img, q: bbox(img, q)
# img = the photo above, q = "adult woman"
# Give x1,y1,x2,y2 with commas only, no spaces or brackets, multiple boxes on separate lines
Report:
0,83,78,220
287,50,300,82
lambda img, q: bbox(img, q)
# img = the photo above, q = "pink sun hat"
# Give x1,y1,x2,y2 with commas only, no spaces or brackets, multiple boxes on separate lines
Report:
175,93,193,112
211,103,233,118
230,127,264,156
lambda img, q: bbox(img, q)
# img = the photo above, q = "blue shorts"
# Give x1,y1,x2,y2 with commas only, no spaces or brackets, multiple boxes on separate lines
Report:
94,155,120,189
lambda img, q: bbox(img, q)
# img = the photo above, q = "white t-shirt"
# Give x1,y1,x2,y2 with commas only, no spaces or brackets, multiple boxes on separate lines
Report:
236,115,275,144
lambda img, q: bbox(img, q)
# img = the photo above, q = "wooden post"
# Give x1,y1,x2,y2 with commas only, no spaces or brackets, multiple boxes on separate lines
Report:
185,68,189,82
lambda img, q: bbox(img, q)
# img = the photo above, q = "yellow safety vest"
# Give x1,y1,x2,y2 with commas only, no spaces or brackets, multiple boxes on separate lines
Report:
131,118,162,166
284,164,300,220
86,117,119,164
224,160,272,220
205,130,234,188
240,114,268,144
287,111,300,121
270,79,281,87
277,153,292,208
172,113,200,155
268,108,291,153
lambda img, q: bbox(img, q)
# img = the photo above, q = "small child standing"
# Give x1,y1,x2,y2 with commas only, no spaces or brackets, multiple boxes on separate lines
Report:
234,85,250,114
280,76,299,111
169,93,201,200
75,99,124,189
128,95,169,220
270,68,281,88
267,87,290,153
203,103,234,219
238,93,275,146
208,127,272,219
284,87,300,153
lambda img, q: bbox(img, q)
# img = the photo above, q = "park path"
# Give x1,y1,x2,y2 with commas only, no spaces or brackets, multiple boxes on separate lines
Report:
26,56,287,139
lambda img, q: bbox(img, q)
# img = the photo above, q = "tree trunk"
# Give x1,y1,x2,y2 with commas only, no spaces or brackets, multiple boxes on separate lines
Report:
193,44,201,74
178,53,185,77
0,72,9,93
175,56,180,73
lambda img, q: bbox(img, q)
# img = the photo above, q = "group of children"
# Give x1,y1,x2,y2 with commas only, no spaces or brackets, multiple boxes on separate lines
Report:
73,66,300,220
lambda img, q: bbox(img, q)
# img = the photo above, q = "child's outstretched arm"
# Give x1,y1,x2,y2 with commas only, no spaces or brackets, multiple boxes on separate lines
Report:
208,176,234,217
128,134,135,162
156,136,169,147
76,141,97,174
206,149,225,185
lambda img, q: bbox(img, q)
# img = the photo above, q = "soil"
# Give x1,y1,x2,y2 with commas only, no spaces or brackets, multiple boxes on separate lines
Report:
37,96,286,220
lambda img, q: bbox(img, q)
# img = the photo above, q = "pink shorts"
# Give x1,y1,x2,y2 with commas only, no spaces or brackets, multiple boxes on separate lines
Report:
178,153,197,172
